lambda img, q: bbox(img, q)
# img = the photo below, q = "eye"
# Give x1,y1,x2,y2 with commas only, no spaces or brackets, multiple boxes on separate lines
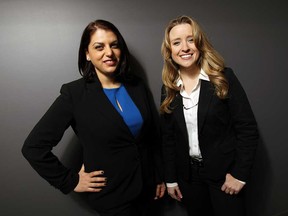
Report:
172,41,180,46
94,45,103,50
111,42,119,49
187,37,194,43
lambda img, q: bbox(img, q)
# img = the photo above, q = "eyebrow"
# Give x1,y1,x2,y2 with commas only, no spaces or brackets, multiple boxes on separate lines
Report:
92,40,118,46
170,36,193,42
170,38,181,42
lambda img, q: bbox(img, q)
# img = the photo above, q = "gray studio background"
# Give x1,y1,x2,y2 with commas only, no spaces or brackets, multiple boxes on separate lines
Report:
1,0,287,215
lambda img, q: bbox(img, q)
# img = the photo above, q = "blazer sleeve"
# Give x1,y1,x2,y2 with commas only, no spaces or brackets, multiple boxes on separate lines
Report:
160,85,178,183
21,84,79,194
225,68,259,181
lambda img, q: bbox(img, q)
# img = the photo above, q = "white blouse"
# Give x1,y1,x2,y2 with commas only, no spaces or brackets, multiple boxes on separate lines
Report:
177,68,210,158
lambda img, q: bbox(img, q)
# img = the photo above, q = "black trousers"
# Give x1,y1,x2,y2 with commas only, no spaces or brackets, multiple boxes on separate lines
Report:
97,191,163,216
178,162,246,216
96,202,135,216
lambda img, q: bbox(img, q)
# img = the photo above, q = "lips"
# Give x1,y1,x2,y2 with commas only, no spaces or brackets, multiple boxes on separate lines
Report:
103,59,118,66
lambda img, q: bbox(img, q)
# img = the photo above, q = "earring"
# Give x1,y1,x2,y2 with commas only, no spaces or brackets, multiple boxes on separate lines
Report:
87,57,90,61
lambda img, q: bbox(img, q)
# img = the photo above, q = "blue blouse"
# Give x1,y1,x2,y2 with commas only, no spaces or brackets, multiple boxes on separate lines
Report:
103,85,143,137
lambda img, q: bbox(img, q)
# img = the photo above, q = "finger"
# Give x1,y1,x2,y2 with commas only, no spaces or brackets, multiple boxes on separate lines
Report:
169,193,178,200
89,170,104,177
89,182,106,188
155,184,165,199
225,188,231,194
155,188,164,199
79,164,85,173
221,184,227,191
174,195,181,202
91,177,107,182
169,189,180,201
176,188,183,199
154,189,160,199
156,185,161,196
167,188,175,195
159,186,166,198
87,187,103,192
167,190,174,197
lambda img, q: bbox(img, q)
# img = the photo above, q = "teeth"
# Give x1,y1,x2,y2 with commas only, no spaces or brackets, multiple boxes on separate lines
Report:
181,54,192,58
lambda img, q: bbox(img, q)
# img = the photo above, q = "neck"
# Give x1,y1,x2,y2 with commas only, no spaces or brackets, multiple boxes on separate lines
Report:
96,72,121,89
179,66,201,80
179,66,201,95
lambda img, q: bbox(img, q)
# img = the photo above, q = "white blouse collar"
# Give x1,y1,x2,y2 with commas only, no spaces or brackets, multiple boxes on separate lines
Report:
176,68,210,88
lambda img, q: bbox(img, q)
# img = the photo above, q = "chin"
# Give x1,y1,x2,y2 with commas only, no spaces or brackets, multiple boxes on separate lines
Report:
180,62,195,68
105,67,117,73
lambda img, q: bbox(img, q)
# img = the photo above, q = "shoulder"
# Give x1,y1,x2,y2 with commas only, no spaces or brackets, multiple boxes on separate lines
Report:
161,84,166,94
62,78,86,89
59,78,87,100
124,75,148,91
124,76,155,102
222,67,241,85
61,78,90,92
222,67,248,97
222,67,235,79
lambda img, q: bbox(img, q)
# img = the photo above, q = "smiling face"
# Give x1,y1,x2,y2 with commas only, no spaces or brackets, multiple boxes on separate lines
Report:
169,23,200,72
86,29,121,79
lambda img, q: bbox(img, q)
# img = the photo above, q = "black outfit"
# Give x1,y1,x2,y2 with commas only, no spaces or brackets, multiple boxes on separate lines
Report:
160,68,258,216
22,75,163,216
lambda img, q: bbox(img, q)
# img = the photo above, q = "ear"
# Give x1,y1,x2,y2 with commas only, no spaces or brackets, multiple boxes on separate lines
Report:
86,52,91,61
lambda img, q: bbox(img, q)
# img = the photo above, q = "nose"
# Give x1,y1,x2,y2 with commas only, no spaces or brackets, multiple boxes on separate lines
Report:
105,46,113,56
181,42,190,52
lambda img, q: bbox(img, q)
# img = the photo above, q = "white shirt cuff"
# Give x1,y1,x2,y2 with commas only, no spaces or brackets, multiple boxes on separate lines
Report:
237,179,246,185
166,182,178,187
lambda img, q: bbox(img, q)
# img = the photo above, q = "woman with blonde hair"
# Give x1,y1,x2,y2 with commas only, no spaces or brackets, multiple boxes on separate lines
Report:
160,15,258,216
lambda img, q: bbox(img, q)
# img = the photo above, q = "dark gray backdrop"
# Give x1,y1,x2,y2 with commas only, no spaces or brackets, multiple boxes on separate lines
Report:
1,0,287,215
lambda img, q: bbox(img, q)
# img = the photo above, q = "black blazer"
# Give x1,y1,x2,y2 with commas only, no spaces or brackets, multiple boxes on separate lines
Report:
161,68,258,184
22,76,163,211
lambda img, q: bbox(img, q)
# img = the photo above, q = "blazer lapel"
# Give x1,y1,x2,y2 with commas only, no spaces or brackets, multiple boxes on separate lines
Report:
198,80,214,133
85,78,128,130
124,82,146,119
124,82,149,140
173,93,189,142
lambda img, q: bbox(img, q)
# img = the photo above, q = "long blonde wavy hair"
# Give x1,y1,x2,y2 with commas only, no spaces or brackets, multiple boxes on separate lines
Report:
160,15,228,114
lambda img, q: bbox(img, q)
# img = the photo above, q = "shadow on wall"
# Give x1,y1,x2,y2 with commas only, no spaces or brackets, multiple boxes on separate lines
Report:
59,135,98,215
246,134,272,216
130,54,148,84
